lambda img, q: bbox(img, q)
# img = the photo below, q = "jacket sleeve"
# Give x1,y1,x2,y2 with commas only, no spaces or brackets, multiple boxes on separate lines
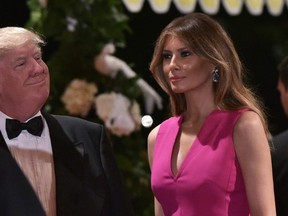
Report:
51,114,135,216
98,126,135,216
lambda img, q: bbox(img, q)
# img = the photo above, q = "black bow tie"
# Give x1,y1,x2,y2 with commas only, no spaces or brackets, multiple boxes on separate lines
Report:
6,116,44,139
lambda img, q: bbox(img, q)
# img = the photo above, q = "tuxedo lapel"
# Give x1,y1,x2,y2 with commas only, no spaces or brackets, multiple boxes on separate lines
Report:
0,131,9,151
0,117,85,213
0,112,110,215
43,112,86,215
43,112,108,216
0,133,46,215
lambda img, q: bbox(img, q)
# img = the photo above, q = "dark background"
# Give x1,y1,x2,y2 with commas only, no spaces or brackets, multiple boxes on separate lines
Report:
1,0,288,136
118,2,288,136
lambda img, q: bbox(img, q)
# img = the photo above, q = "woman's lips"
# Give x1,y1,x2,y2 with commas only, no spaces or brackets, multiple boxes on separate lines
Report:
169,76,184,83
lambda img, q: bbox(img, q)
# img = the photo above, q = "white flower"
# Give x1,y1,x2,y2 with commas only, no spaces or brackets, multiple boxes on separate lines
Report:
38,0,48,8
94,92,115,121
66,16,78,32
61,79,98,117
130,101,141,130
94,43,118,77
94,92,141,137
94,43,163,114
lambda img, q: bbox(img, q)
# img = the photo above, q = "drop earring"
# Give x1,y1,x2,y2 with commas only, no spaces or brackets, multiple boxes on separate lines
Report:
212,67,219,83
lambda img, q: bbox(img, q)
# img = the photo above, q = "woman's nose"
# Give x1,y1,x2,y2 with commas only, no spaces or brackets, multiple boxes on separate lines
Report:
170,56,180,70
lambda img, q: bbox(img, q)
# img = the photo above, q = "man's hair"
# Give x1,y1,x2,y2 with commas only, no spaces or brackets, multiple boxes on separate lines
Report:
0,27,45,58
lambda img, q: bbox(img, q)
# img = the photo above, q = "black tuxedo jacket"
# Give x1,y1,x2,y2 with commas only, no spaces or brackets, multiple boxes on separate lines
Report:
272,130,288,216
0,111,135,216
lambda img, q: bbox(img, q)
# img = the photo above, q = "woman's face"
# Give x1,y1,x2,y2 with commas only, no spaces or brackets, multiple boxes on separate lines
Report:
162,36,214,94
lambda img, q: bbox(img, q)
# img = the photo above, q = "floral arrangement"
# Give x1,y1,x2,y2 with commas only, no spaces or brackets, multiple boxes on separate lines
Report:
61,79,98,117
25,0,160,215
95,92,141,136
60,42,161,137
94,42,163,114
61,77,143,137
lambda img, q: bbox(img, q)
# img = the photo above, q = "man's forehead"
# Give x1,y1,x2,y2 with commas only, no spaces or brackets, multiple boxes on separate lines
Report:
0,44,40,62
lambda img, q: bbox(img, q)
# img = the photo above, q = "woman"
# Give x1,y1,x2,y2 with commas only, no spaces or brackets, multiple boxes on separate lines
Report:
147,13,276,216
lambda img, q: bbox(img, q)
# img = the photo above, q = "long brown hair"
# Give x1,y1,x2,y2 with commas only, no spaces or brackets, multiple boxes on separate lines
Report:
150,12,269,136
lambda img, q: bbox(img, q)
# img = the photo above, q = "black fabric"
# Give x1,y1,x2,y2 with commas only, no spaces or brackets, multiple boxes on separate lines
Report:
0,112,135,216
272,130,288,216
0,149,46,216
44,112,135,216
6,116,43,139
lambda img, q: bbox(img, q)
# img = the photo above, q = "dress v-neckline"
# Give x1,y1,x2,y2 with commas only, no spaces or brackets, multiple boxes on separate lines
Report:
170,109,219,180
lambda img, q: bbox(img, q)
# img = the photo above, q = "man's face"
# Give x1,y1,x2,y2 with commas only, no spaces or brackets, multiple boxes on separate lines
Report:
0,42,50,120
277,79,288,117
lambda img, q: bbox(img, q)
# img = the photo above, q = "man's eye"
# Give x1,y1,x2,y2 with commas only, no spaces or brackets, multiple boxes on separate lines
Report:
181,51,192,57
16,62,25,67
34,54,42,62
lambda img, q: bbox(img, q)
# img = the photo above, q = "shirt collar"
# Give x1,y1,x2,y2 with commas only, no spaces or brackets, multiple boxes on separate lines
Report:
0,111,42,140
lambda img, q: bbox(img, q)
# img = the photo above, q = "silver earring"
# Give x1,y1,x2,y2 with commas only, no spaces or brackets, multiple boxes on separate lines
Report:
212,67,219,83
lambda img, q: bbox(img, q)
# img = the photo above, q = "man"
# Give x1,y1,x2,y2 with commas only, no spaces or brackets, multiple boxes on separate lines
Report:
272,56,288,216
0,27,134,216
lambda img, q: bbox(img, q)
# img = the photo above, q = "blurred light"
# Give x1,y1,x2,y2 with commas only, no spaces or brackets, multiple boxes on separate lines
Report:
141,115,153,128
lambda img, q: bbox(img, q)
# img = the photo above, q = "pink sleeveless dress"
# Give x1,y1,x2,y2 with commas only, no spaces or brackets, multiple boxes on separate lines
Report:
151,109,250,216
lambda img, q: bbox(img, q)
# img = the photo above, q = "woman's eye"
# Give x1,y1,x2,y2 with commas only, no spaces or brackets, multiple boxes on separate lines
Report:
162,53,172,59
181,51,192,57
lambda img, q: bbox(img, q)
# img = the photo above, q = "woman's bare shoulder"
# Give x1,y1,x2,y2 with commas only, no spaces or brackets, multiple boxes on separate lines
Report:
148,124,161,147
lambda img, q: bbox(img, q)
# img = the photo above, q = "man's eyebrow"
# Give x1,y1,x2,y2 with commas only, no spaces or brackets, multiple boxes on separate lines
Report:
13,56,26,64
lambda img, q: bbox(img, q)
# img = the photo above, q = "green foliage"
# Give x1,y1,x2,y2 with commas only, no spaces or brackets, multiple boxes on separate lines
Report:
26,0,130,111
26,1,153,215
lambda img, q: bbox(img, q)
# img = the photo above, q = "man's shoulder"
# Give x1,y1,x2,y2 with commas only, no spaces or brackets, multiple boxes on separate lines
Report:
53,115,102,127
50,114,105,137
272,129,288,159
52,115,108,147
273,129,288,145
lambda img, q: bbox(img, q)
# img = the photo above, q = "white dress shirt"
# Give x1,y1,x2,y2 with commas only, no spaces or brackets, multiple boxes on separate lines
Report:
0,111,56,216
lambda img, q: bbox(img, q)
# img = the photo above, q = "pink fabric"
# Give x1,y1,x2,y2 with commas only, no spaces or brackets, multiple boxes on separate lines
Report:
151,109,250,216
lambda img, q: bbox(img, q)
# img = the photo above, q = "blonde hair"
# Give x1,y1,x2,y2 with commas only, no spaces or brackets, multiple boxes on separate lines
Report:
150,12,269,137
0,27,45,57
